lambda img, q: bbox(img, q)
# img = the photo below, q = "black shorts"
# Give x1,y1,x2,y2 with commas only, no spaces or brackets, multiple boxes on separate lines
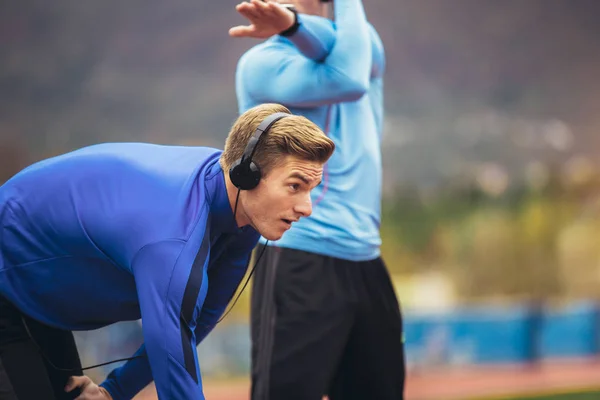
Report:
0,295,83,400
250,245,405,400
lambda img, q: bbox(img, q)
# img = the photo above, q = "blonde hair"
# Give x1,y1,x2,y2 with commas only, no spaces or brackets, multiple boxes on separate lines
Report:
221,103,335,175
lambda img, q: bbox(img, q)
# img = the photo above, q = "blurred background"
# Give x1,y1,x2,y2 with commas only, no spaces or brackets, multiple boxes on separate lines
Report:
2,0,600,399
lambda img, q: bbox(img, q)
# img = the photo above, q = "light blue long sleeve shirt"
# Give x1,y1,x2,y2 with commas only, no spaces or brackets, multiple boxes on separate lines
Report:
236,0,386,261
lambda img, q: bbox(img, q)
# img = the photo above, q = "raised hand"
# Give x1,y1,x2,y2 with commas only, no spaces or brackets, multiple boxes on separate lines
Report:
229,0,296,39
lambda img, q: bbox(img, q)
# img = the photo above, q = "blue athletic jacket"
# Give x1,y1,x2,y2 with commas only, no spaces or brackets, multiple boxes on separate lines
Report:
0,143,259,399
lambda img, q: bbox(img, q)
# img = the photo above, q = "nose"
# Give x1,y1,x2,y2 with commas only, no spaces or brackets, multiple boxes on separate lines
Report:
294,192,313,218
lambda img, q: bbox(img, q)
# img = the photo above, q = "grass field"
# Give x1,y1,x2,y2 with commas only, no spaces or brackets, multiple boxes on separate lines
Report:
497,389,600,400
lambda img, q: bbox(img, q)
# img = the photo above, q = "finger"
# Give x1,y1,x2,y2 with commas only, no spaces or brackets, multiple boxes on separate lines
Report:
248,0,283,26
263,1,278,15
99,386,114,400
252,0,270,13
236,3,257,18
65,375,90,392
266,0,285,8
236,2,253,12
264,1,281,11
229,25,257,37
64,376,79,392
266,1,290,17
239,3,261,20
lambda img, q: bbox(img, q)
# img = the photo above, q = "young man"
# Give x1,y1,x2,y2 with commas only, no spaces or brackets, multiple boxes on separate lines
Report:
0,103,335,400
231,1,405,399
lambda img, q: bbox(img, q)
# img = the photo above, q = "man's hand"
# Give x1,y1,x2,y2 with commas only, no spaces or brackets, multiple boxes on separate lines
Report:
65,376,113,400
229,0,296,39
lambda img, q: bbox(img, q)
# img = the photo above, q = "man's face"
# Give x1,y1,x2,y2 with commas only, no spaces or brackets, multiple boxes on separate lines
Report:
242,155,323,240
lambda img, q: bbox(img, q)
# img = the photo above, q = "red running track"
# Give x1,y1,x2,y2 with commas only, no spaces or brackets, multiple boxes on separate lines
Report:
133,358,600,400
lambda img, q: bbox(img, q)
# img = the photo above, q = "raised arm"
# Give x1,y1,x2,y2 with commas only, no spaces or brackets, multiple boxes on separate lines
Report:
285,15,385,79
285,14,335,62
235,0,372,108
368,23,386,79
229,1,332,60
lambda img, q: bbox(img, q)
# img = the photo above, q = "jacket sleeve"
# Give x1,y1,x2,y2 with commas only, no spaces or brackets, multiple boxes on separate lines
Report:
284,14,335,62
99,345,153,400
286,14,385,79
194,233,259,343
106,207,212,400
368,23,386,79
236,0,371,108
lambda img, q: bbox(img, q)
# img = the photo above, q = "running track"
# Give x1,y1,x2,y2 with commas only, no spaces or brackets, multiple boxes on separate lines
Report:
133,358,600,400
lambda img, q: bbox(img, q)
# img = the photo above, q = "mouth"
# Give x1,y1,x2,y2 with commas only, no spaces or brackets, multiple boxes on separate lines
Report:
281,218,295,228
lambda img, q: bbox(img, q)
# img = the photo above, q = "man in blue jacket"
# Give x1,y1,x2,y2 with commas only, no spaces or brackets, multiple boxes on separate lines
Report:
0,102,335,400
231,1,405,399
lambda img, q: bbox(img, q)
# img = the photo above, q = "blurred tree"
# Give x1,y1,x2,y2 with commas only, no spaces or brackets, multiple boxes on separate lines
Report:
0,140,28,184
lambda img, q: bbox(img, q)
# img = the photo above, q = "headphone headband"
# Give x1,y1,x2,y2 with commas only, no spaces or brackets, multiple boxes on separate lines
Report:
229,111,291,191
241,112,290,163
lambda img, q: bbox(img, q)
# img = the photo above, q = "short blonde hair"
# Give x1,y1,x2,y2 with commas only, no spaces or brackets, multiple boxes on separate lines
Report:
221,103,335,176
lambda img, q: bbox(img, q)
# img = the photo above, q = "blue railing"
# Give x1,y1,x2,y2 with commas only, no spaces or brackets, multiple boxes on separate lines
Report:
74,300,600,378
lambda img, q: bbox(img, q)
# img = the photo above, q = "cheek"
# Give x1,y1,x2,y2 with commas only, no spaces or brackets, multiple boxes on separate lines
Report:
262,185,286,205
250,182,292,217
274,191,295,212
243,193,260,219
247,188,278,219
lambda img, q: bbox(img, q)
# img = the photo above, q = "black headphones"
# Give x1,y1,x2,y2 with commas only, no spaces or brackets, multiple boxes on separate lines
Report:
229,112,290,190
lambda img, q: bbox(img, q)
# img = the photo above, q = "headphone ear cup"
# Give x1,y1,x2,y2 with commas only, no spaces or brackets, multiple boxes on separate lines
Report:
229,158,245,189
245,161,262,190
229,159,262,190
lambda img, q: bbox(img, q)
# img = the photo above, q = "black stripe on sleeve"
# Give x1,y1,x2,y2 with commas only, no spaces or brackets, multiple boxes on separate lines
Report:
180,230,210,382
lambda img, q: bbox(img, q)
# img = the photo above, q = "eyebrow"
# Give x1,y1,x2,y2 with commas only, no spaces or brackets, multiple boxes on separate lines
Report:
289,172,321,186
290,172,321,186
290,173,310,184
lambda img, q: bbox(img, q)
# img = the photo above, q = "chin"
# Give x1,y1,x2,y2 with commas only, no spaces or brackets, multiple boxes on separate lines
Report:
261,231,284,241
257,224,286,241
252,219,287,241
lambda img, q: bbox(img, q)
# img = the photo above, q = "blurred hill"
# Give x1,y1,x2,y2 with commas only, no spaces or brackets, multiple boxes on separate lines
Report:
1,0,599,192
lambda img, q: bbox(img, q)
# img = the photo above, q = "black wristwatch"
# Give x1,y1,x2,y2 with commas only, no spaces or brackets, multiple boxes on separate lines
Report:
279,5,300,37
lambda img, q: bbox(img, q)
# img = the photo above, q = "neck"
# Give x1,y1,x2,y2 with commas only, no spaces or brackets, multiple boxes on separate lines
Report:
225,172,251,228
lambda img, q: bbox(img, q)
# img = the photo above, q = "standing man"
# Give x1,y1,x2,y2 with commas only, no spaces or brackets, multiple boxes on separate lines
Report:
231,1,405,399
0,103,334,400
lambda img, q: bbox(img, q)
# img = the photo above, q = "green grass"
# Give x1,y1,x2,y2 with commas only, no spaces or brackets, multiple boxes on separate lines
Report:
513,391,600,400
482,389,600,400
